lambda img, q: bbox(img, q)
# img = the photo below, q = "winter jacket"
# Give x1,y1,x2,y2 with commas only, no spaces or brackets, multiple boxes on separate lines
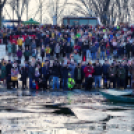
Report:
74,67,84,81
28,66,35,79
12,44,17,53
61,66,70,78
17,50,22,57
108,67,117,78
17,38,23,46
74,53,82,63
91,45,97,53
21,67,28,81
1,66,6,79
54,45,60,54
52,63,61,77
84,66,94,78
65,46,72,53
7,43,12,53
102,64,110,76
126,43,131,52
11,68,19,80
94,65,103,76
117,67,126,79
68,64,76,78
31,43,36,50
42,66,50,77
24,50,30,57
25,38,31,46
6,63,12,76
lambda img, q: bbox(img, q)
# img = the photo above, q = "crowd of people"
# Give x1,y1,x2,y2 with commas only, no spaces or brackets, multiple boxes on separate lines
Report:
0,23,134,92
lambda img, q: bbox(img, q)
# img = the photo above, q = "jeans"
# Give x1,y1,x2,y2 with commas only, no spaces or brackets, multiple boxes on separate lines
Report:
94,76,102,88
62,78,68,90
86,50,91,59
53,77,59,90
29,78,33,89
46,54,50,60
91,52,96,60
100,51,105,60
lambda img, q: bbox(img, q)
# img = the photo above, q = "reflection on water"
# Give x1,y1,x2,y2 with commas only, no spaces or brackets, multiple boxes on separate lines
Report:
0,90,133,134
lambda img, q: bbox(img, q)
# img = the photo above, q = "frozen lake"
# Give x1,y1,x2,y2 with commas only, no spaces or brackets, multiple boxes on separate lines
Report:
0,89,133,134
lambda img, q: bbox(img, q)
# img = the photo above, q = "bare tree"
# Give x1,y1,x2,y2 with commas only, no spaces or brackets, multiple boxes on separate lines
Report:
0,0,7,27
71,0,131,25
7,0,28,24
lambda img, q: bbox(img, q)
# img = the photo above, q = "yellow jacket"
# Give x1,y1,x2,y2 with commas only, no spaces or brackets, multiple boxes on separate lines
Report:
17,39,23,46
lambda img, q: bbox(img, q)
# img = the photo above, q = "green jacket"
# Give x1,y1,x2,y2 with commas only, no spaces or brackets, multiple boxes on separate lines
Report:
117,67,126,79
1,66,6,79
68,78,75,89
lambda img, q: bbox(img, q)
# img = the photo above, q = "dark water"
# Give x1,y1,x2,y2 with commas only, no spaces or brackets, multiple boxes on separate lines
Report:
0,90,133,134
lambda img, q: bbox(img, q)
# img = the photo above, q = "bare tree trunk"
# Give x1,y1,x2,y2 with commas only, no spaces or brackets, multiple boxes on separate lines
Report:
26,4,28,21
0,0,7,27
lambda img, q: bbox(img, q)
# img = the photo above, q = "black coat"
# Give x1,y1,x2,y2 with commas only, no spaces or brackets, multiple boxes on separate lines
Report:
52,63,61,77
94,65,103,76
65,46,72,53
61,66,70,78
74,67,84,81
126,43,132,52
6,63,12,76
21,67,28,81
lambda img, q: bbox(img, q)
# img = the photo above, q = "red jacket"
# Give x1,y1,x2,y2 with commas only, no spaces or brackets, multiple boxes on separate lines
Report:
84,66,94,78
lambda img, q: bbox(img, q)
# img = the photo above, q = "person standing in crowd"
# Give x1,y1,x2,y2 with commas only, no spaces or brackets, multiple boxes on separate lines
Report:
7,40,12,59
45,45,51,60
35,65,41,90
1,62,7,86
54,43,60,59
68,73,75,90
60,42,66,57
17,36,23,50
24,47,30,61
31,39,36,51
126,41,131,59
20,64,28,89
74,63,83,89
42,60,50,90
108,63,117,89
52,59,61,90
61,62,70,91
12,42,17,57
100,40,106,60
91,43,97,60
28,63,35,90
84,62,94,90
17,48,22,64
66,42,72,59
102,60,110,89
6,60,12,89
94,61,103,89
11,65,19,89
68,59,76,79
25,36,31,50
117,64,126,89
41,45,45,61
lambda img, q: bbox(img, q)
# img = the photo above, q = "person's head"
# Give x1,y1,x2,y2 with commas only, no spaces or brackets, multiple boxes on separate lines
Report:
8,60,11,64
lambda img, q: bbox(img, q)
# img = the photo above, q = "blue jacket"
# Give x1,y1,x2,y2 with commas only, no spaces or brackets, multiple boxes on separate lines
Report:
61,66,71,78
42,66,50,76
102,64,110,76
